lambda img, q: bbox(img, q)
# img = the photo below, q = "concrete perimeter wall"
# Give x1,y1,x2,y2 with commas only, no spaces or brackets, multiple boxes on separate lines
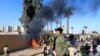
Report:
0,35,29,54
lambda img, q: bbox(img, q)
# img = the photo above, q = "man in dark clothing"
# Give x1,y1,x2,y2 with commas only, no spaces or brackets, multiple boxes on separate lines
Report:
97,37,100,45
93,43,97,55
80,45,85,56
84,43,90,56
80,43,90,56
69,34,76,46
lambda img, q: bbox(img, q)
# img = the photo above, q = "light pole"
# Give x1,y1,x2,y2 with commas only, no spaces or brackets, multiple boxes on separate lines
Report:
60,17,62,27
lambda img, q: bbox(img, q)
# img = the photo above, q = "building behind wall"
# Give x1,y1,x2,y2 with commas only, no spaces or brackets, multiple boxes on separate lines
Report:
0,26,25,35
0,27,3,32
3,26,8,33
12,26,18,32
8,26,13,32
17,26,25,35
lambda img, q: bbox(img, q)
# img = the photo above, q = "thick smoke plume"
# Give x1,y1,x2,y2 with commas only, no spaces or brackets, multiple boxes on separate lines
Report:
51,0,66,16
20,0,100,41
64,0,100,14
28,18,45,40
41,6,54,21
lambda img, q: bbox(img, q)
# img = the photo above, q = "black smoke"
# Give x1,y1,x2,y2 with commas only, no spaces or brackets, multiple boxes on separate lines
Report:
27,18,45,40
64,0,100,14
20,0,100,41
51,0,66,16
41,6,54,21
42,0,100,16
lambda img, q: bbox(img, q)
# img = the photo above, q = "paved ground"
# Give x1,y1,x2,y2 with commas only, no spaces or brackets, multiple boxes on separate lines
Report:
0,47,100,56
0,43,99,56
0,48,44,56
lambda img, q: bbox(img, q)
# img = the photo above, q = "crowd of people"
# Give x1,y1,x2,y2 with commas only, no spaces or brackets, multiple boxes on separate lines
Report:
3,27,100,56
39,27,100,56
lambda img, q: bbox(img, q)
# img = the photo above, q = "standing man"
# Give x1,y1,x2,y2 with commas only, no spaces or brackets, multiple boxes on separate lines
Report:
49,31,55,50
54,27,69,56
4,45,9,56
84,43,90,56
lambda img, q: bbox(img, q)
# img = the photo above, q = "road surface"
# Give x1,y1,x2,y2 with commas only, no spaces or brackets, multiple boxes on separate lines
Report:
0,48,44,56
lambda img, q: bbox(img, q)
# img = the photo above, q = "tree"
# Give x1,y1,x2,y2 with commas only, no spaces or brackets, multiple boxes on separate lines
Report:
92,31,98,34
71,27,74,34
92,31,98,37
84,26,88,34
20,0,41,30
65,8,73,34
82,29,85,35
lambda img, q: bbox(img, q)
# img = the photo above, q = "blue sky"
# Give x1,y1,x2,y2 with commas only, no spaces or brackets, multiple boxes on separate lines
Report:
0,0,100,33
0,0,23,26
